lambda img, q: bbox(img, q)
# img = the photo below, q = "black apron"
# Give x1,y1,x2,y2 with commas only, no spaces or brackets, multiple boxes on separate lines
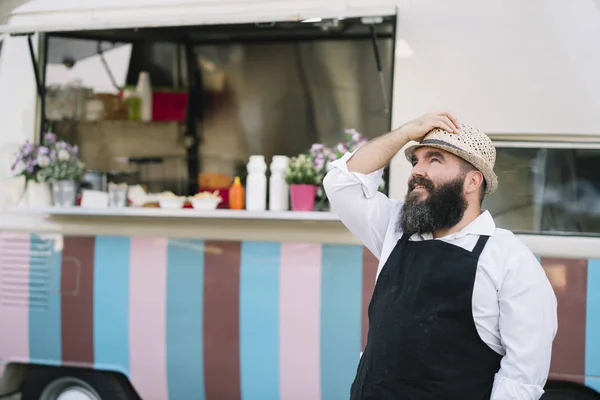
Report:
350,233,502,400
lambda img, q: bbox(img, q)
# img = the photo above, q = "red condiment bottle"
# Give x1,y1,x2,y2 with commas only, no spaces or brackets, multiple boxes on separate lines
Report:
229,176,245,210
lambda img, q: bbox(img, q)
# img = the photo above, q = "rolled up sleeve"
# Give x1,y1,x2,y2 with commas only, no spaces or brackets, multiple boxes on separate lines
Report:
491,249,558,400
323,150,394,259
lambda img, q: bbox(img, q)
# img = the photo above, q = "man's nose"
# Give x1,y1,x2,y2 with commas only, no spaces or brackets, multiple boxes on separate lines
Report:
411,162,427,178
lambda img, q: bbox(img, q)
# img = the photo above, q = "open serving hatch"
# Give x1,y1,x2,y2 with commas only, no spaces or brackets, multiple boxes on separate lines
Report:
1,0,398,195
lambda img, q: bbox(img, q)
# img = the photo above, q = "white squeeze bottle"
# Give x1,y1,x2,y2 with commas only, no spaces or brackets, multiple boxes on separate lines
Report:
136,71,153,122
269,155,289,211
246,155,267,211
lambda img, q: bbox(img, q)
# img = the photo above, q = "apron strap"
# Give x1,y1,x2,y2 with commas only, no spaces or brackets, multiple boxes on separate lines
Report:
400,233,411,243
471,235,490,257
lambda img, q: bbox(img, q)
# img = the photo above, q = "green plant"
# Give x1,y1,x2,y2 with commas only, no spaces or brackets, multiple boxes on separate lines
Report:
284,154,320,185
38,158,85,182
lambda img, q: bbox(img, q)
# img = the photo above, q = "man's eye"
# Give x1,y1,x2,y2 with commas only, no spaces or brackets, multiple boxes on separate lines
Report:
431,158,440,163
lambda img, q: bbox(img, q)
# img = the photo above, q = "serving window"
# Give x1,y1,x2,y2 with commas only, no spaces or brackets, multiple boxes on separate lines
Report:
40,18,395,196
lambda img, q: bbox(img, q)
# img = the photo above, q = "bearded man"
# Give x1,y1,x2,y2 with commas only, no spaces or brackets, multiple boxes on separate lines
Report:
323,112,557,400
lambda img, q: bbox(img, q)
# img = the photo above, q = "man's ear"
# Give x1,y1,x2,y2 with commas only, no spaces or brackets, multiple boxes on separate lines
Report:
465,170,484,195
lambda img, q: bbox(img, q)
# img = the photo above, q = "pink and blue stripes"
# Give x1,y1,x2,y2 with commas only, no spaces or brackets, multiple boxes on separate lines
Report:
0,234,374,400
3,232,600,398
14,233,600,398
0,234,376,400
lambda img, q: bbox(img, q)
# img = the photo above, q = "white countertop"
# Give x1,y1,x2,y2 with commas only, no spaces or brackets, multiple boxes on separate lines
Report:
8,206,341,222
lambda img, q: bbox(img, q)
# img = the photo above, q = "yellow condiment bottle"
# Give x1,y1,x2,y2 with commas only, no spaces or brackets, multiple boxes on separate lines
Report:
229,176,245,210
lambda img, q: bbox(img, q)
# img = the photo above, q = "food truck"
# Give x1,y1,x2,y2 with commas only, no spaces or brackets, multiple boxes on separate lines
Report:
0,0,599,399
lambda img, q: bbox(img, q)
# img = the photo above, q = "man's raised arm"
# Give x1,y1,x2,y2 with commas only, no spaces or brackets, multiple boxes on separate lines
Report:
324,112,461,258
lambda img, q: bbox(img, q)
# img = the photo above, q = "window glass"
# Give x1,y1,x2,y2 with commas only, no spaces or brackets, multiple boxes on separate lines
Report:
484,145,600,235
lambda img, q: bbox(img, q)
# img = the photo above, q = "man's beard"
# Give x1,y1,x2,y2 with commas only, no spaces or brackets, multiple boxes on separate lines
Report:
398,175,468,236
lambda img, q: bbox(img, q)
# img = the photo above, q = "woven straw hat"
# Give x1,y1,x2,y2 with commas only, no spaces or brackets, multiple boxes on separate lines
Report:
404,124,498,194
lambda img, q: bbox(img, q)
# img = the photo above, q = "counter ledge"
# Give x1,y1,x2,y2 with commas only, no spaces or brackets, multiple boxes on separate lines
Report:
8,206,340,222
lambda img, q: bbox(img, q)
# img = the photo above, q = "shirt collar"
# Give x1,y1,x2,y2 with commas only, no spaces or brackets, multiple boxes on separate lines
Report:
412,210,496,241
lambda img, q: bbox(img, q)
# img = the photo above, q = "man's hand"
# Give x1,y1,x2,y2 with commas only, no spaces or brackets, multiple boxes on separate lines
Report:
396,111,461,142
344,111,461,175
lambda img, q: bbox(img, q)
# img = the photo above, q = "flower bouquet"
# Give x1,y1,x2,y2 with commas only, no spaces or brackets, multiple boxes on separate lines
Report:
284,153,320,211
12,132,85,207
36,136,85,184
11,132,55,206
309,128,384,210
11,139,50,184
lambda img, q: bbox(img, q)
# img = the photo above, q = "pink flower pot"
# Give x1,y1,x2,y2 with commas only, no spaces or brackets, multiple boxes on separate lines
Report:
290,184,317,211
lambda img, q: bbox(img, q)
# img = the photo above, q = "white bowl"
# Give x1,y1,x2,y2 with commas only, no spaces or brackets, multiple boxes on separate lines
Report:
158,198,185,209
189,198,221,210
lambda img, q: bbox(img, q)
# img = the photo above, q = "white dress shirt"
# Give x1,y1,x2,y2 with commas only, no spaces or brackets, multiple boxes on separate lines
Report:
323,151,558,400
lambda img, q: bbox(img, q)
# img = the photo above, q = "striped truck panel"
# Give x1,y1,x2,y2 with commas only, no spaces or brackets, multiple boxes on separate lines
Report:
0,233,598,399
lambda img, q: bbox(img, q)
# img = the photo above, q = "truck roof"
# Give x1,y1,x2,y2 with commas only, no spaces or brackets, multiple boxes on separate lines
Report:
1,0,398,34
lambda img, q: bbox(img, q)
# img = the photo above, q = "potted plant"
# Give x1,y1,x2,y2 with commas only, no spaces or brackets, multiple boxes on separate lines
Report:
284,153,320,211
309,128,381,210
36,135,85,207
10,133,58,206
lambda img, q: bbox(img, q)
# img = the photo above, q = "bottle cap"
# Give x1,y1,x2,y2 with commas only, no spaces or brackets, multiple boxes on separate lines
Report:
233,176,241,185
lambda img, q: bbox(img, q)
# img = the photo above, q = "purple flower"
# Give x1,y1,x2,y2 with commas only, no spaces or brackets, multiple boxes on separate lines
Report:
314,155,325,170
11,160,25,173
336,143,347,154
37,154,51,167
310,143,324,155
37,146,49,155
26,160,35,174
71,145,79,156
328,153,337,161
44,132,57,145
21,141,34,156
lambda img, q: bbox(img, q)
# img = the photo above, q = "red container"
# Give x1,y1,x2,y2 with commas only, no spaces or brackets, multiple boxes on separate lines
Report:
152,91,188,121
119,89,188,122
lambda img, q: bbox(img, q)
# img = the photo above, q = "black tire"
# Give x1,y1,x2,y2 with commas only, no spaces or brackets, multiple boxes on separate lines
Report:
542,386,600,400
21,367,136,400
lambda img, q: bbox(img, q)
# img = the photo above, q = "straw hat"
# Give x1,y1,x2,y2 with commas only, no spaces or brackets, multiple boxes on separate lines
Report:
404,124,498,194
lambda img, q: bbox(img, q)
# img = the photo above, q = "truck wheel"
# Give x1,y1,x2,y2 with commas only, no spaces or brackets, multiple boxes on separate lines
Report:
542,386,600,400
21,367,135,400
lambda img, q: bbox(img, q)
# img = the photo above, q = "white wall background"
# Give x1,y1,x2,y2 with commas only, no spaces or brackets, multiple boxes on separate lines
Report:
388,0,600,135
387,0,600,199
2,0,600,202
